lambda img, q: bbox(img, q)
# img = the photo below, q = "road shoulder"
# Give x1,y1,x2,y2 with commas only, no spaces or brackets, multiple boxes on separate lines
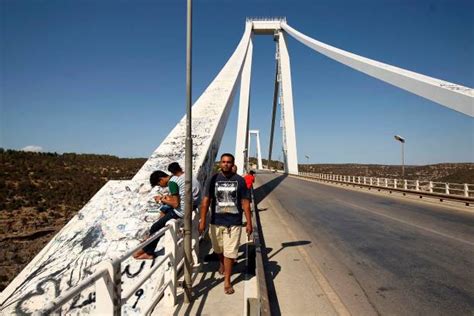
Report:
255,182,343,315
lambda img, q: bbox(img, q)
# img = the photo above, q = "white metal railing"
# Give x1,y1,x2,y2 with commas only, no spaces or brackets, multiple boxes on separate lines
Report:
246,17,287,22
298,172,474,199
34,213,200,316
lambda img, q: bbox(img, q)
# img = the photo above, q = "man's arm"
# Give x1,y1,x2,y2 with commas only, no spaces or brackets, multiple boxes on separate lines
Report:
242,198,253,236
199,196,211,234
162,194,179,209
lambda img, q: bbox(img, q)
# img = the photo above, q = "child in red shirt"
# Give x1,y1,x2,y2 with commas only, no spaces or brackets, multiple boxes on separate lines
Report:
244,170,256,189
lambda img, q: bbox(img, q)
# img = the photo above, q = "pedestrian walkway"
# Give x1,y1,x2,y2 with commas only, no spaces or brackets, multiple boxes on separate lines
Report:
153,229,253,315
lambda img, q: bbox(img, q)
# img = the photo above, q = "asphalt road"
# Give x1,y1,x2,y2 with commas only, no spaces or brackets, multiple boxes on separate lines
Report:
254,172,474,315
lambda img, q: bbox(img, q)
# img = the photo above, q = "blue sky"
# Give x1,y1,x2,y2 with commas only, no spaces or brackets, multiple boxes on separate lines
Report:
1,0,473,165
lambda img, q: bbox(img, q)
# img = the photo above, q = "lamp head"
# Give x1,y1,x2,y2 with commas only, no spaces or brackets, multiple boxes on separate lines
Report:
394,135,405,143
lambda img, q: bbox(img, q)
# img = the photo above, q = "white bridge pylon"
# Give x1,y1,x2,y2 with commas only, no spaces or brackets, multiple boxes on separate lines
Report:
248,130,263,170
234,17,473,175
235,18,300,175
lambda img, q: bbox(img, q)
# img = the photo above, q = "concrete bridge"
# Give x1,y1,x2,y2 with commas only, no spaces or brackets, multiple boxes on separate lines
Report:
0,18,473,315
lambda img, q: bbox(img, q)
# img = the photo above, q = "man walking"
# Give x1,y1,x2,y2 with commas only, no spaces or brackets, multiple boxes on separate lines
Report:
199,153,252,294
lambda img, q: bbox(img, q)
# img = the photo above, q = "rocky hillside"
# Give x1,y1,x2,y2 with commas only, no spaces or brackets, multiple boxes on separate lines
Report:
0,149,146,291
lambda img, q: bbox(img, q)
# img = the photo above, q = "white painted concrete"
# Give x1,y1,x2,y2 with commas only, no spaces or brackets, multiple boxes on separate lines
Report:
278,31,299,175
235,37,254,174
282,23,474,117
249,130,263,170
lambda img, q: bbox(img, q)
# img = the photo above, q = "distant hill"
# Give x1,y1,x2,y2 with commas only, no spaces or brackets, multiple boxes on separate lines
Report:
0,149,146,291
298,163,474,183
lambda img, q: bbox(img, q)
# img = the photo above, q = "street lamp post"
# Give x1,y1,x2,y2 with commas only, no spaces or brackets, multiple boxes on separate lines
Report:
184,0,193,303
394,135,405,178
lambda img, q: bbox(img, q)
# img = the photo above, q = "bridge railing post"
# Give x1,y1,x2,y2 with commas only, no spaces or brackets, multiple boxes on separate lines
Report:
404,180,408,190
369,177,373,185
363,177,366,185
385,178,388,187
429,181,434,193
394,179,397,189
415,180,420,191
163,221,178,307
445,183,450,195
464,184,469,197
95,260,121,316
358,176,361,184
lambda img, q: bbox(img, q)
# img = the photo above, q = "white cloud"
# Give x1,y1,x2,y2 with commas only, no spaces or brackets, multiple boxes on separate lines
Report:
22,145,43,152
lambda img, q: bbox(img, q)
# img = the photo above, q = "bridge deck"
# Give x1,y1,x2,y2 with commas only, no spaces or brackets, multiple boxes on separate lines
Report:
254,171,474,315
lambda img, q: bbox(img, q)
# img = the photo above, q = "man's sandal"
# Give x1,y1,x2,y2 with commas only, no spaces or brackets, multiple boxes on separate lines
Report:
224,286,235,295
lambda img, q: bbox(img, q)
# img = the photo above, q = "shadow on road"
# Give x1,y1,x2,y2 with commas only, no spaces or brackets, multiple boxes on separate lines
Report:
253,174,287,205
268,240,312,260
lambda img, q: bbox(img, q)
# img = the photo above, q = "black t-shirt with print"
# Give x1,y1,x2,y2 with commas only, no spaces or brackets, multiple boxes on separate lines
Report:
203,172,250,226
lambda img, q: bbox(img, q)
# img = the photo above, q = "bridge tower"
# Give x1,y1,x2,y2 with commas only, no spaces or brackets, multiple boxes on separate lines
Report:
248,129,263,170
235,18,299,175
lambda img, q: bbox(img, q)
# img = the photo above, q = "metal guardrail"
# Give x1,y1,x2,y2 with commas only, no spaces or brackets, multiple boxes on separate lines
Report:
298,172,474,206
34,212,201,316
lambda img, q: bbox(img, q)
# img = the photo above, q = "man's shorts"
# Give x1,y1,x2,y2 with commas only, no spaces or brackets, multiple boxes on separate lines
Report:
209,224,242,259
